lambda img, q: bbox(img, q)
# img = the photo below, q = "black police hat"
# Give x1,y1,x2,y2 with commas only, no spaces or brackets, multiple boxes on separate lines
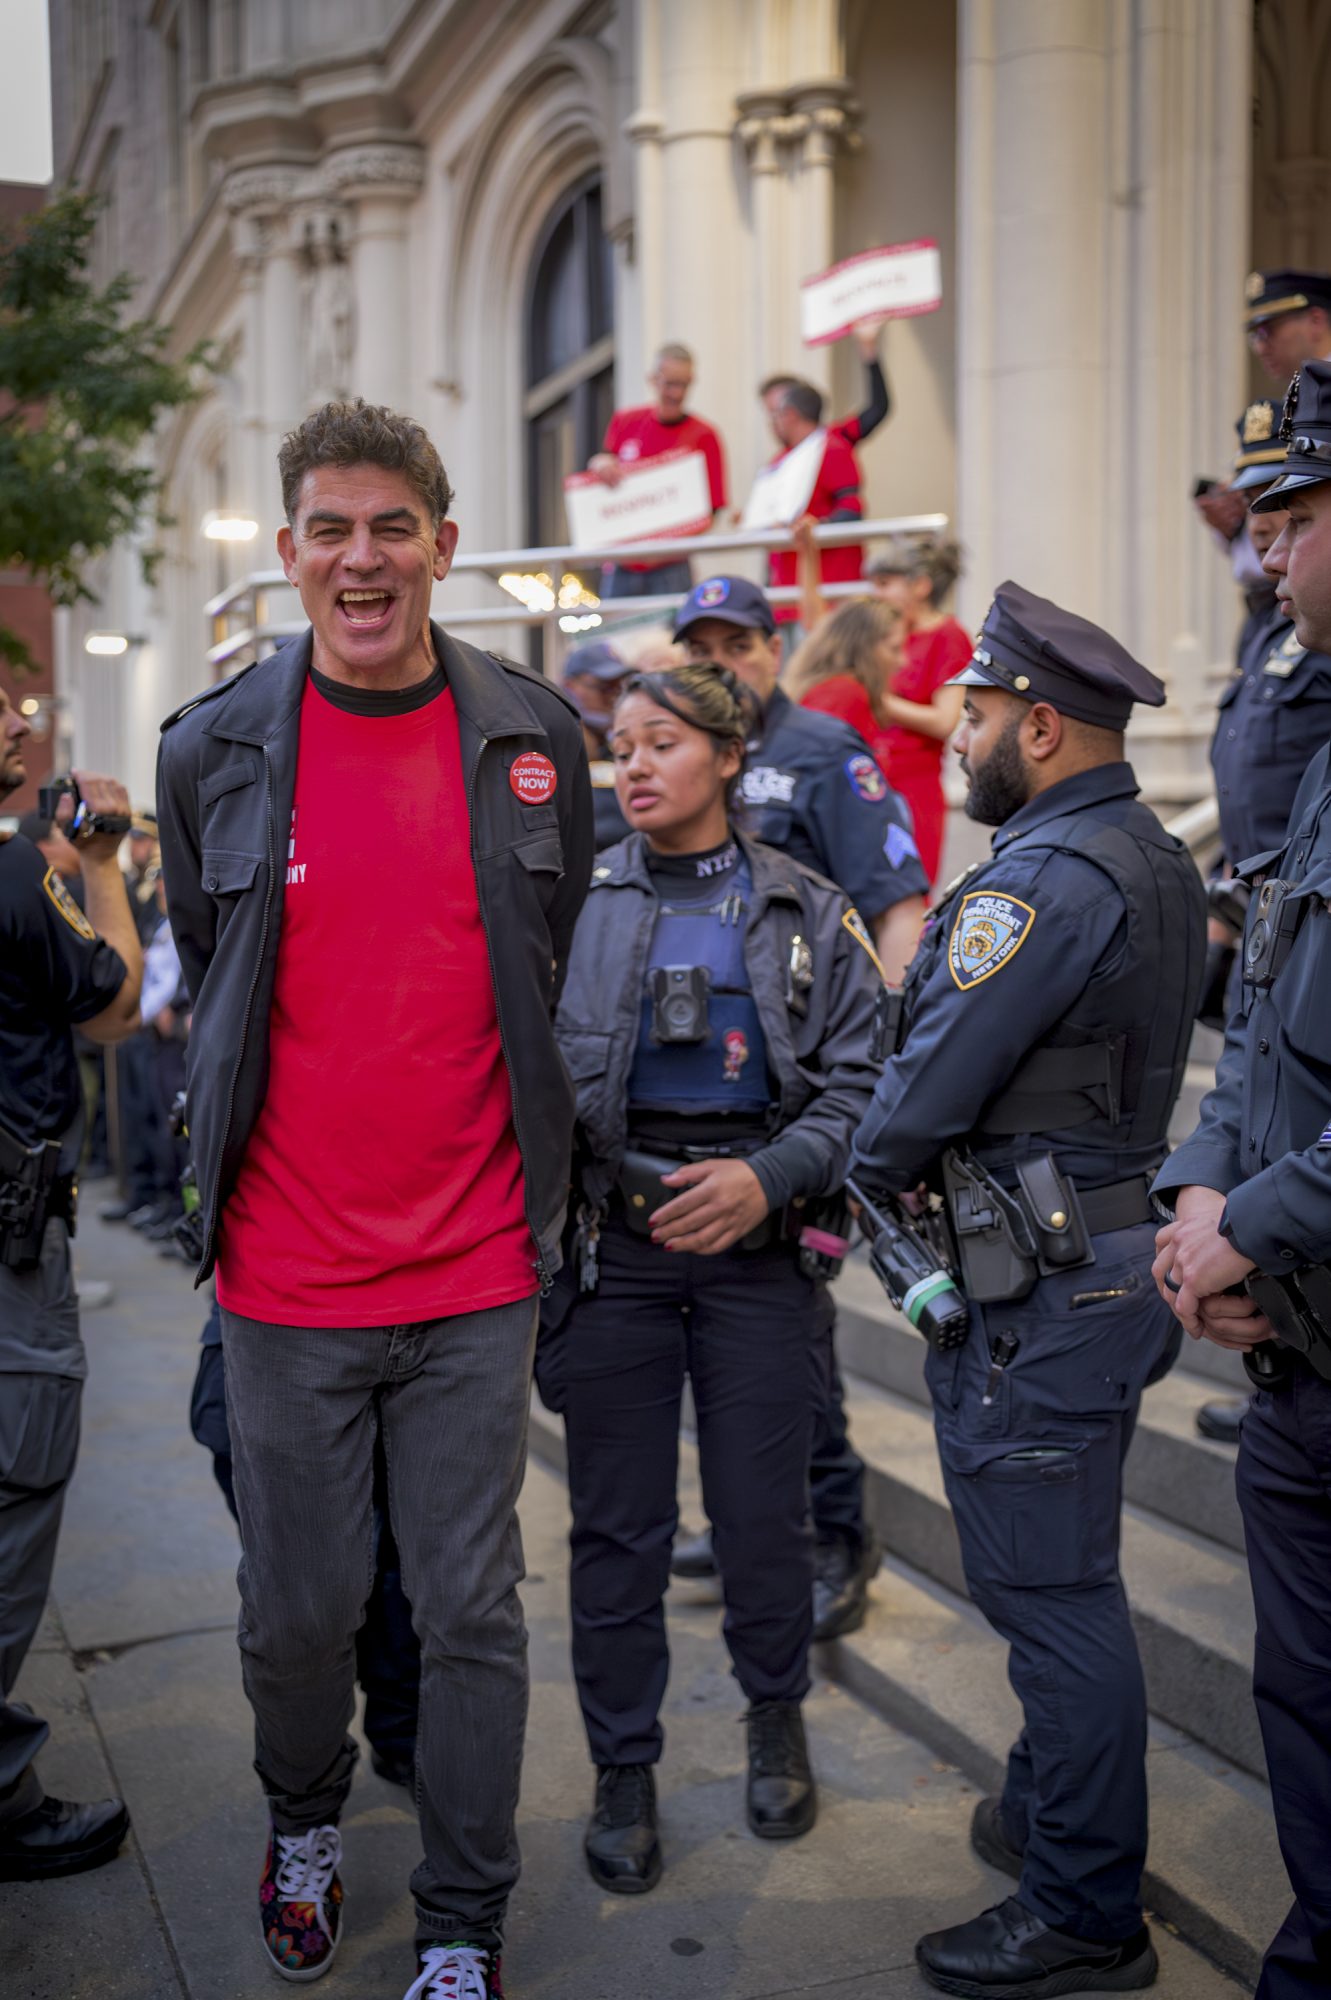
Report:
1232,399,1286,491
673,575,776,640
1245,269,1331,328
948,581,1165,730
1251,360,1331,512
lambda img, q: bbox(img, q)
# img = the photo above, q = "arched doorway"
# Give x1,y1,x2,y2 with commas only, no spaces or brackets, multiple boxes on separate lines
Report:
525,176,615,546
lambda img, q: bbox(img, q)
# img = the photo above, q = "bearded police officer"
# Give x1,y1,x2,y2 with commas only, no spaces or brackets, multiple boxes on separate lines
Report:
0,690,143,1880
669,574,928,1638
1155,359,1331,2000
851,583,1205,1997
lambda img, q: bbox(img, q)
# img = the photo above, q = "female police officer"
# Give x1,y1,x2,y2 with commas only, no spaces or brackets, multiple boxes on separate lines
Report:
548,661,880,1895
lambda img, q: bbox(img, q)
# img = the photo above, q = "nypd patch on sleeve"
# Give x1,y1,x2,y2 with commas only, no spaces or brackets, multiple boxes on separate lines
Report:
43,865,97,941
948,891,1036,990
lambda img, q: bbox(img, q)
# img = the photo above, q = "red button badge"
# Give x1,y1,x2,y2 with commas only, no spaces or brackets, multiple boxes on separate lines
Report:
510,751,558,804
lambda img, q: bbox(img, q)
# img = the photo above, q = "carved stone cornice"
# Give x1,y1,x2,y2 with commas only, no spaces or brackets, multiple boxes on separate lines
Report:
223,165,305,215
320,143,426,201
734,78,861,164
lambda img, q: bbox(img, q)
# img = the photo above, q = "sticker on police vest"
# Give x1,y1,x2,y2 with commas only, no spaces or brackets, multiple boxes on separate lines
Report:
509,751,558,803
884,821,919,869
42,865,97,941
948,891,1036,989
845,752,888,803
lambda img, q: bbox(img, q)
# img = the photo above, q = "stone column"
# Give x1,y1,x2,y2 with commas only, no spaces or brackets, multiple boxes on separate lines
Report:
224,167,303,548
322,144,426,413
955,0,1251,804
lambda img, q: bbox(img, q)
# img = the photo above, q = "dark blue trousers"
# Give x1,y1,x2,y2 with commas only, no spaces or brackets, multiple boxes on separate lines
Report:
925,1221,1179,1942
1237,1368,1331,1998
561,1213,829,1767
808,1332,867,1547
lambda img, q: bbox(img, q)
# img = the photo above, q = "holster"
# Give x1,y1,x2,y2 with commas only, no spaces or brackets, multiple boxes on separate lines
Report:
0,1118,69,1271
1246,1266,1331,1384
941,1150,1039,1304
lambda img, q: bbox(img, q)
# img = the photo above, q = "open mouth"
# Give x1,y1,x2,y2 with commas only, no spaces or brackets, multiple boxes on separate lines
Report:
337,589,396,631
627,790,661,811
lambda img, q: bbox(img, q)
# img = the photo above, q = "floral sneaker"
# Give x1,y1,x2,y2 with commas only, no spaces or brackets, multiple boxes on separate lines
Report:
404,1943,505,1998
258,1822,344,1982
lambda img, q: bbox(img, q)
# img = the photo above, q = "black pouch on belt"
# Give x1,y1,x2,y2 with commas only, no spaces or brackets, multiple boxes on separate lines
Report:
618,1150,685,1237
1012,1153,1093,1274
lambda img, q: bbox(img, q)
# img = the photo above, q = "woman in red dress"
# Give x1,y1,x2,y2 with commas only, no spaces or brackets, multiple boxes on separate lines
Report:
864,538,971,886
783,597,902,769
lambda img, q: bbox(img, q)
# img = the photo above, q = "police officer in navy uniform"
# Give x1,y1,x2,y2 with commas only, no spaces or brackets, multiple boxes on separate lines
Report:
1155,360,1331,2000
851,584,1206,1997
667,575,928,1638
563,638,632,850
0,696,143,1881
549,660,880,1892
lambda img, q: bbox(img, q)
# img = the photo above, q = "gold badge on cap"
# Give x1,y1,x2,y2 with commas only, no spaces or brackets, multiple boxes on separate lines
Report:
1014,675,1031,692
1243,402,1275,443
1246,270,1265,302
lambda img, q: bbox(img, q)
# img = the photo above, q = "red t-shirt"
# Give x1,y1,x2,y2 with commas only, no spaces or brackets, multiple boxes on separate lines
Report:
602,406,727,571
882,617,974,779
799,676,891,766
215,675,535,1328
767,430,864,621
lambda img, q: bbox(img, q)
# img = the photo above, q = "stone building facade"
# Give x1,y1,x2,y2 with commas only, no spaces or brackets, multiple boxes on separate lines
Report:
45,0,1331,811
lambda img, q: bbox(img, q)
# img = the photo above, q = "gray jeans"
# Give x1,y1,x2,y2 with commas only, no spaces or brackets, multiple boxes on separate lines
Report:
220,1295,539,1948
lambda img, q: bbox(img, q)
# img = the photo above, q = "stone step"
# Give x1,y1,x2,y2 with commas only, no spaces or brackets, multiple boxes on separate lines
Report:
525,1395,1283,1990
832,1261,1248,1554
817,1551,1285,1992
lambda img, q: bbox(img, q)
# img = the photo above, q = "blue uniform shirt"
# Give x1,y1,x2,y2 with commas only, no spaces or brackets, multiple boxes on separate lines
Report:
1211,608,1331,866
1159,744,1331,1273
853,764,1191,1192
738,688,927,917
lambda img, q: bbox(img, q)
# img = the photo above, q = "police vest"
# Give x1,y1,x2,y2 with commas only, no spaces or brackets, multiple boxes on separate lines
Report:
627,860,771,1114
909,803,1203,1157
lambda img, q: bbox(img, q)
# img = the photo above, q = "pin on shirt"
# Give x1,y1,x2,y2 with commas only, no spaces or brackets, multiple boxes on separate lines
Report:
723,1028,750,1083
510,751,558,803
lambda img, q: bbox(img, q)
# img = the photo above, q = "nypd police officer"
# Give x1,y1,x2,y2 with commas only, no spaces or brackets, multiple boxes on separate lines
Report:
851,584,1206,1997
0,693,143,1880
547,660,880,1892
1155,359,1331,2000
668,574,928,1639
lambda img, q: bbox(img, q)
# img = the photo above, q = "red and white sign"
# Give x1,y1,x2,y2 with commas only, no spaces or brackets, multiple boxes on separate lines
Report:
563,449,714,551
800,239,943,348
740,427,827,532
510,752,558,804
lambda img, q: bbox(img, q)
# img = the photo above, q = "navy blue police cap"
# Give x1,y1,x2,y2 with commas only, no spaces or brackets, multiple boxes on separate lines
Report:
1232,399,1286,492
1252,360,1331,512
1244,268,1331,329
947,581,1166,729
564,638,628,681
673,574,776,640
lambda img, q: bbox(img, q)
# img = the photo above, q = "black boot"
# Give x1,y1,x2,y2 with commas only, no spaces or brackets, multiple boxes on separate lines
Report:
0,1794,130,1881
969,1796,1024,1879
670,1524,718,1579
811,1528,880,1641
1196,1398,1246,1445
916,1896,1158,1997
584,1765,662,1894
745,1701,816,1839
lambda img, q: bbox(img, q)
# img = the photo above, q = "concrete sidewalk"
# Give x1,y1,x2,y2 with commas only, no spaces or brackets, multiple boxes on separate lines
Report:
2,1196,1246,1998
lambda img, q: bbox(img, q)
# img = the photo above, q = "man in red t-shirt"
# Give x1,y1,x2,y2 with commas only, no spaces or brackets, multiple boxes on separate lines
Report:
588,341,728,600
759,322,892,625
156,401,591,2000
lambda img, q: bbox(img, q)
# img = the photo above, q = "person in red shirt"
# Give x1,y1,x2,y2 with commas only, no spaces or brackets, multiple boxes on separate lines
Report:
785,596,903,772
865,536,972,886
759,322,891,625
156,400,591,2000
589,342,728,600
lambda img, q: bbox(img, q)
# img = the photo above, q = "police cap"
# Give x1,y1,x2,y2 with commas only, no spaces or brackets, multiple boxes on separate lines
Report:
1252,360,1331,512
1232,399,1286,491
564,638,628,682
673,574,776,640
948,581,1166,729
1244,268,1331,329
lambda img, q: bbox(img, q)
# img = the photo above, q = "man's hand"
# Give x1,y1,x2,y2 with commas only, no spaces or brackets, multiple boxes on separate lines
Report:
650,1158,771,1255
1194,483,1247,543
589,453,625,488
57,772,132,863
854,316,887,361
1194,1290,1275,1351
1153,1185,1256,1338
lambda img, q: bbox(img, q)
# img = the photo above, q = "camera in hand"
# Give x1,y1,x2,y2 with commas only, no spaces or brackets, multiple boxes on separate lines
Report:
36,776,131,843
847,1175,970,1352
649,965,710,1044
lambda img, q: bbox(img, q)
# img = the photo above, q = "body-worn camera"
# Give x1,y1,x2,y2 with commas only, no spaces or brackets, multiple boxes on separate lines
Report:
1243,878,1306,990
649,965,710,1043
36,777,132,844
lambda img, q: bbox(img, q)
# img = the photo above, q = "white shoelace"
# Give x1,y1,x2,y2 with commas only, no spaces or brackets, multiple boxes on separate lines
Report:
404,1944,491,1999
272,1825,343,1943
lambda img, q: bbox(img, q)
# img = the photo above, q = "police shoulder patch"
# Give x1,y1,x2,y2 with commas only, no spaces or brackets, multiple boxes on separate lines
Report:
841,906,887,980
947,891,1036,990
845,752,888,803
42,866,96,941
884,820,919,869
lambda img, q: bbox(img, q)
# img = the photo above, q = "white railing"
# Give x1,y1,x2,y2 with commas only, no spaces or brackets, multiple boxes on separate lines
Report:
203,514,950,673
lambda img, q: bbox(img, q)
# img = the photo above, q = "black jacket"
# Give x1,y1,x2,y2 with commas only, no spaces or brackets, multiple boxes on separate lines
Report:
156,623,593,1289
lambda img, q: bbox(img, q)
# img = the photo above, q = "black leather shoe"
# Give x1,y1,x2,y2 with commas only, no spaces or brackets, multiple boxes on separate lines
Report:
969,1796,1024,1879
370,1747,415,1789
0,1793,130,1880
1196,1398,1247,1445
97,1197,139,1223
130,1198,175,1232
670,1524,718,1579
745,1700,816,1839
585,1765,662,1894
811,1529,880,1641
916,1896,1158,1996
